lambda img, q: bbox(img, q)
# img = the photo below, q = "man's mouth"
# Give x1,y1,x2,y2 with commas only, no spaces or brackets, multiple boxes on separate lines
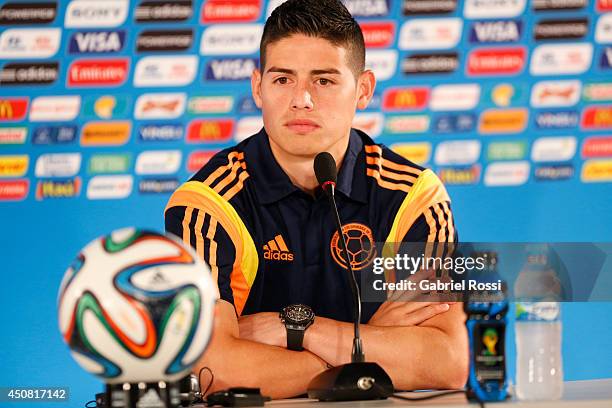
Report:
285,119,320,134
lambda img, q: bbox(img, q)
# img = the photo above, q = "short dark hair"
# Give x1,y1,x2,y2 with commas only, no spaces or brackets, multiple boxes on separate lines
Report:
260,0,365,78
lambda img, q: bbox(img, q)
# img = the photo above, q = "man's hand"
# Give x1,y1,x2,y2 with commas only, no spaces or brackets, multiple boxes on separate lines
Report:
368,301,454,327
238,312,286,348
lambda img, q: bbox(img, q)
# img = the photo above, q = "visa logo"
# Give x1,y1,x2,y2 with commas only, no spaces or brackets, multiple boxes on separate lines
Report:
469,20,522,43
205,58,258,81
69,30,125,54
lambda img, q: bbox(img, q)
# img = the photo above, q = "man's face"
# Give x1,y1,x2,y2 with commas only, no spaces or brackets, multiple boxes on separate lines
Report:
251,34,374,159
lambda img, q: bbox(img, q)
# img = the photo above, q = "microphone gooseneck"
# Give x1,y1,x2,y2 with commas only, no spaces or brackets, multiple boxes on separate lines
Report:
308,152,393,401
313,152,364,363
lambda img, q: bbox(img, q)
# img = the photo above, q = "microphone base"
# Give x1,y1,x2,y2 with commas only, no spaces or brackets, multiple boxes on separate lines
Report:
307,362,394,401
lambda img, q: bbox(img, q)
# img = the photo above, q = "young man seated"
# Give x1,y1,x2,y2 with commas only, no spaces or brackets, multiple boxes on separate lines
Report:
165,0,468,398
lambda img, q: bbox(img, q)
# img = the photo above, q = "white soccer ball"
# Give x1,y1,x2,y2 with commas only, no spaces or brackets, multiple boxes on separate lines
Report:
57,228,217,384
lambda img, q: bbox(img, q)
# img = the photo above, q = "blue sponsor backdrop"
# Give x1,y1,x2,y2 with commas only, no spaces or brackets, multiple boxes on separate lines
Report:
1,0,612,405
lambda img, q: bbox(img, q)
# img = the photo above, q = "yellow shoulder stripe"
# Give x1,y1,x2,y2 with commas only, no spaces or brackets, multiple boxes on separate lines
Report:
383,168,450,253
165,181,258,316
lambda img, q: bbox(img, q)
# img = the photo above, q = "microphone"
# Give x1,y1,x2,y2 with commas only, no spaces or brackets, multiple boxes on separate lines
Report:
307,152,393,401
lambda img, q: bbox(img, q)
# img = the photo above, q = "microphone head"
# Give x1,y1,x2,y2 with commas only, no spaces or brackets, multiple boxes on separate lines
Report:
314,152,337,187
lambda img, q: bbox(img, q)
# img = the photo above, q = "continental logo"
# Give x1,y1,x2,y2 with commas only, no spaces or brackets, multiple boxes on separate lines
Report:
80,121,131,146
382,87,429,111
0,155,29,177
582,136,612,159
330,223,376,271
581,159,612,182
36,177,81,200
390,142,431,165
0,180,29,201
479,109,528,134
0,127,27,144
581,106,612,129
187,119,234,143
0,2,57,25
0,98,28,121
438,165,481,185
263,234,294,261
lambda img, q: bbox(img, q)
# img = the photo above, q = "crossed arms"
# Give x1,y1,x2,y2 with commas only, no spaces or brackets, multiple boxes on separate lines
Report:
197,298,468,399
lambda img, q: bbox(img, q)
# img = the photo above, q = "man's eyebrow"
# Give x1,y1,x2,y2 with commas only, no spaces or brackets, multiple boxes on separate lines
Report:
265,67,342,75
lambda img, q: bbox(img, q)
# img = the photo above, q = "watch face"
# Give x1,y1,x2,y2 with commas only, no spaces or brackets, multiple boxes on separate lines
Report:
285,304,314,324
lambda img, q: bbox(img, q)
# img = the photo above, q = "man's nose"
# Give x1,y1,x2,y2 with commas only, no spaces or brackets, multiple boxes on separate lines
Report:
290,83,314,110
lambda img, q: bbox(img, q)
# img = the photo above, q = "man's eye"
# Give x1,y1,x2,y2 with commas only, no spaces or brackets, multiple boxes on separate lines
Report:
318,78,331,85
275,77,288,84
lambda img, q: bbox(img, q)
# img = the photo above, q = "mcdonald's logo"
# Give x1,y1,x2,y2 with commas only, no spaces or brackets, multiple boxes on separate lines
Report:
0,98,28,121
582,106,612,130
187,119,234,143
382,87,429,111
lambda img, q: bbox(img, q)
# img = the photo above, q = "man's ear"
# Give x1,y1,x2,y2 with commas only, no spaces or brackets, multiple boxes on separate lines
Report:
251,69,263,109
356,70,376,110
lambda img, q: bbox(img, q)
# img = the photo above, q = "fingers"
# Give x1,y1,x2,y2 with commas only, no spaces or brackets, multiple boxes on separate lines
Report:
402,303,451,326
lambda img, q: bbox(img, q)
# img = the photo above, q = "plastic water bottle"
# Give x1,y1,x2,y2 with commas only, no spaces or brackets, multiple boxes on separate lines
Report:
514,247,563,400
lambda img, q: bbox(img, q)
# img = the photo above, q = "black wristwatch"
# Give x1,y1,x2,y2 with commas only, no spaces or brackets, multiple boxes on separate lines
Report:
279,304,315,351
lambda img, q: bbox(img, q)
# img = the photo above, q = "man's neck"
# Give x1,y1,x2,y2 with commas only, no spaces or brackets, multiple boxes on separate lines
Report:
268,136,350,195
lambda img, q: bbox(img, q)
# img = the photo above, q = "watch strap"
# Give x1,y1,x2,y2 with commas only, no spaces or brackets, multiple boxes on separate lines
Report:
286,327,305,351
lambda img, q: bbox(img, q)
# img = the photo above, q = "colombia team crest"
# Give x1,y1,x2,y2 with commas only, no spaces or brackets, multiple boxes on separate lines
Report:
330,223,376,270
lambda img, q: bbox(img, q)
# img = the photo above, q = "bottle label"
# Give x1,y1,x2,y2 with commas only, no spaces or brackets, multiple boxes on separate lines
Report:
516,302,560,321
